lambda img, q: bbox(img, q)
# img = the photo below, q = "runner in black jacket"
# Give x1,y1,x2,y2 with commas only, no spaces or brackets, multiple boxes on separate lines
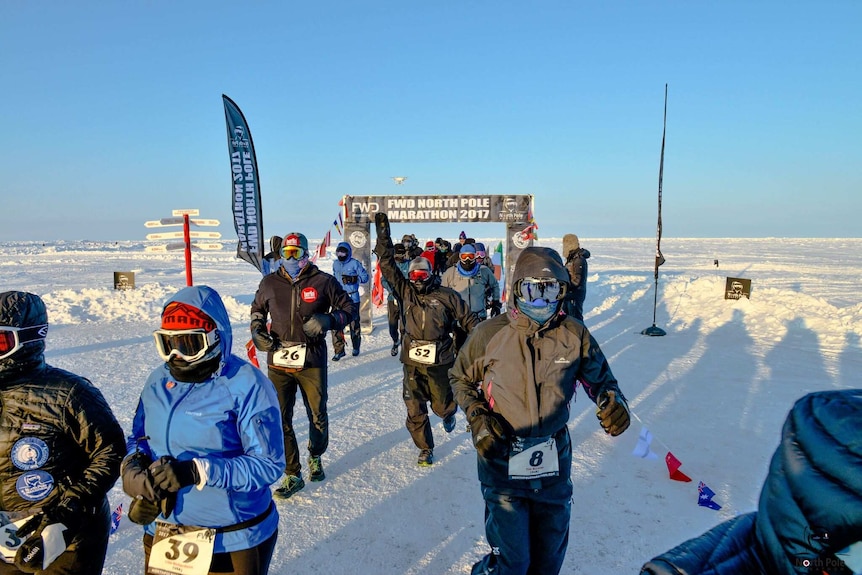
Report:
374,213,480,467
250,232,356,499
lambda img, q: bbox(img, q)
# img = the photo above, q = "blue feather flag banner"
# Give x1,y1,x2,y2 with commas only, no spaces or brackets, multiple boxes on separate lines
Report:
223,94,265,274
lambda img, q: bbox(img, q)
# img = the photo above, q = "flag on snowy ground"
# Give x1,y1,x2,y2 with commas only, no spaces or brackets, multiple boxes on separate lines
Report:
666,451,692,482
110,503,123,534
334,214,343,236
632,427,659,460
697,481,722,510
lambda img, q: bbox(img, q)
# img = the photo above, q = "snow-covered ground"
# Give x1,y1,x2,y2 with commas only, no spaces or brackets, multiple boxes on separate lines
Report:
1,237,859,574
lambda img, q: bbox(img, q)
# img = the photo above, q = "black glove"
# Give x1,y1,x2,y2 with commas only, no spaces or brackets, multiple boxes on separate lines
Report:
121,451,157,502
596,389,630,436
302,313,333,338
149,456,200,493
128,497,160,525
250,320,278,352
468,405,509,459
375,212,391,242
489,300,502,317
342,274,358,285
14,498,84,572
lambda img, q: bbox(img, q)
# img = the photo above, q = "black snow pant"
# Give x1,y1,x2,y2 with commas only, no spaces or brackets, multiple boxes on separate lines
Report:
331,315,361,354
387,299,403,344
471,479,573,575
402,362,456,450
267,367,328,477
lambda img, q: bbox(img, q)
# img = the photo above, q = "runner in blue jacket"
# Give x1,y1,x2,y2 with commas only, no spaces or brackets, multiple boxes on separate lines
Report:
122,285,285,575
331,241,369,360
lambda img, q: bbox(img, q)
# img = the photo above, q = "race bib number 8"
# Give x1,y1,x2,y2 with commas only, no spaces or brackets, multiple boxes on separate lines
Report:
272,343,307,369
508,436,560,480
407,340,438,365
148,521,215,575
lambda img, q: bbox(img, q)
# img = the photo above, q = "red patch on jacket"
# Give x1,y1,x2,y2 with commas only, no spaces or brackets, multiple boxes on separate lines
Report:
301,287,319,303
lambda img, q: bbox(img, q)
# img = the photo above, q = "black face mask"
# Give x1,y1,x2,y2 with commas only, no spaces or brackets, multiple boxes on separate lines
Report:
336,252,348,262
460,260,477,272
168,351,221,383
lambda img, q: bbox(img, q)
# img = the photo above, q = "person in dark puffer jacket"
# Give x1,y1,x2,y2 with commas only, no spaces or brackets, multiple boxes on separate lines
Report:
0,291,126,574
641,389,862,575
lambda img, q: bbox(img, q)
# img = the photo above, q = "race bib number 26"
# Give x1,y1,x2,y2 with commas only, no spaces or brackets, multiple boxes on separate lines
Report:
272,343,307,369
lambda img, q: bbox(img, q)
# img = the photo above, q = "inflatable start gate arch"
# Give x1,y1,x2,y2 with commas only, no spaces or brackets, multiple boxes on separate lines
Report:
340,194,535,333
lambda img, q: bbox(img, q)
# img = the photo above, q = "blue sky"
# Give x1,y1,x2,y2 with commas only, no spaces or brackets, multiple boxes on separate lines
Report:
2,1,860,242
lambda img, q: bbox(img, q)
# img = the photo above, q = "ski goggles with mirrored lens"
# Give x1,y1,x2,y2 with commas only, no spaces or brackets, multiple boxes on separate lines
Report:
153,329,219,362
408,270,432,282
516,278,567,303
459,253,476,264
0,325,48,360
282,245,307,260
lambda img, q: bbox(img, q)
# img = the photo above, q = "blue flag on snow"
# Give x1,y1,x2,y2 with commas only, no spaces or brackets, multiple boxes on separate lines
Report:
110,503,123,534
697,481,722,510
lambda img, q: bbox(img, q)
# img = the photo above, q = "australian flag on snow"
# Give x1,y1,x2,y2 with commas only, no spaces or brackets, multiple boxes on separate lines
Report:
110,503,123,534
697,481,722,511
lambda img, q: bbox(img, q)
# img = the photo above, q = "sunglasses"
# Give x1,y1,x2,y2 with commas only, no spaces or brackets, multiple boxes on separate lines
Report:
153,328,219,362
459,253,476,263
282,245,307,260
517,278,567,303
0,324,48,360
408,270,431,282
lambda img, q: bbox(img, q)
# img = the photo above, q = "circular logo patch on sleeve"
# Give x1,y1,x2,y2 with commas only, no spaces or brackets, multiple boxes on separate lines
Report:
16,471,55,502
11,438,49,470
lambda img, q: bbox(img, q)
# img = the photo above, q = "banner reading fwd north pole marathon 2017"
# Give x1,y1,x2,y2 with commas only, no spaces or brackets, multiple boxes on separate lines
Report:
222,94,264,273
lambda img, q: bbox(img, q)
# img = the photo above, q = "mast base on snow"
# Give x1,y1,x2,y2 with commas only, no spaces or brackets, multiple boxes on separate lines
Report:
641,325,666,337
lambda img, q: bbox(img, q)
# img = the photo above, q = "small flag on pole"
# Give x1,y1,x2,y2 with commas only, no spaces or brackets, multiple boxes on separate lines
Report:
665,451,692,482
632,427,659,460
334,215,343,236
492,241,503,266
697,481,722,510
110,503,123,534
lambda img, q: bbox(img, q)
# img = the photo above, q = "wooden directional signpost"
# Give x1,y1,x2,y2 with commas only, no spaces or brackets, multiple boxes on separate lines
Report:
144,209,222,286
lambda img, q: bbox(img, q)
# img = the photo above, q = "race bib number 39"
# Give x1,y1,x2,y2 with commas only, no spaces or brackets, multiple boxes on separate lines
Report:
508,436,560,480
407,340,438,365
272,343,307,369
148,521,215,575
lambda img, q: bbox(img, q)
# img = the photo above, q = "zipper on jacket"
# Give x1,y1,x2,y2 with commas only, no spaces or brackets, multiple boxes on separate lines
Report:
165,384,196,456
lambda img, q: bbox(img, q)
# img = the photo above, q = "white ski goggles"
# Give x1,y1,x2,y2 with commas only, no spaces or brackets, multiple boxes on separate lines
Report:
516,278,567,303
0,324,48,360
153,328,219,362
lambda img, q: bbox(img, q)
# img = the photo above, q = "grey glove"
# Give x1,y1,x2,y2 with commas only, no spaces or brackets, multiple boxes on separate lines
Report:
303,313,333,338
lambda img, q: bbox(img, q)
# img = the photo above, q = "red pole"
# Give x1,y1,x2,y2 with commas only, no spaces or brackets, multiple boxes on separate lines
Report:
183,214,193,286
